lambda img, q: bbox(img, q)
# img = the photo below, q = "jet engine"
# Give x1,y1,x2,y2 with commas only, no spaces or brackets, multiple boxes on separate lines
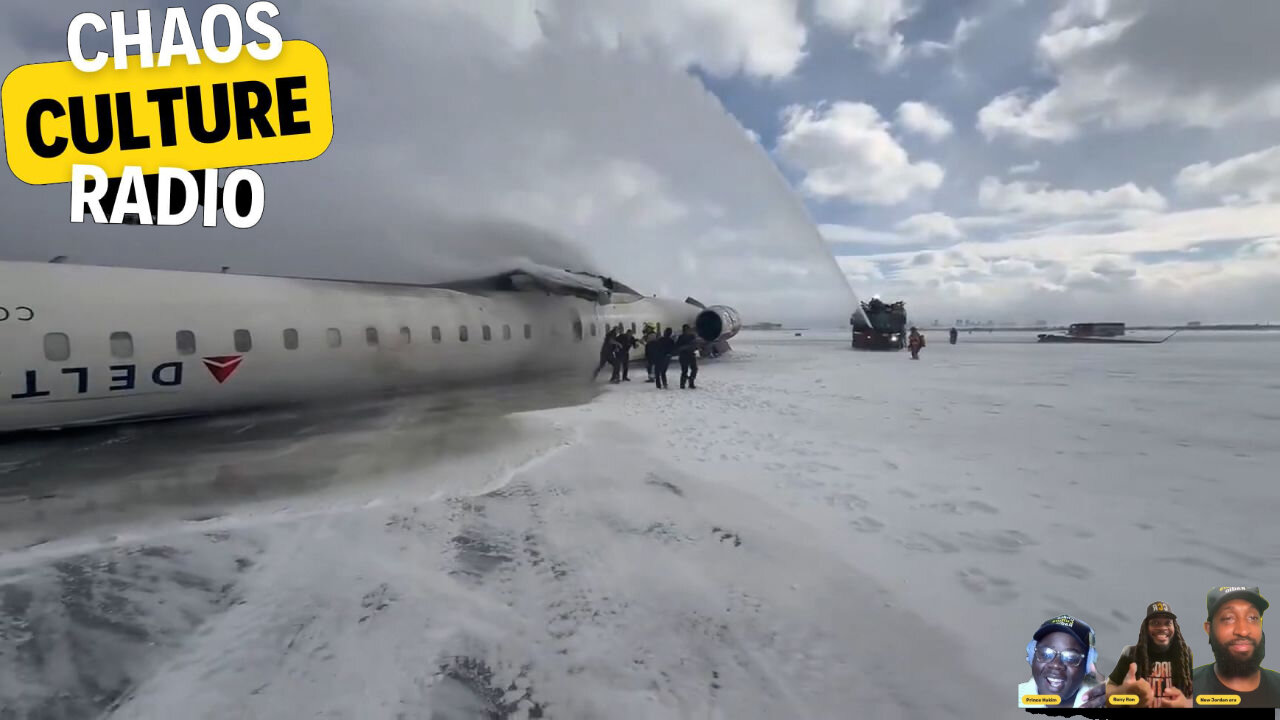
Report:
695,305,742,344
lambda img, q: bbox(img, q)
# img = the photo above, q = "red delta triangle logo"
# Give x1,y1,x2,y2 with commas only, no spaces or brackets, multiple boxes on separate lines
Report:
201,355,244,384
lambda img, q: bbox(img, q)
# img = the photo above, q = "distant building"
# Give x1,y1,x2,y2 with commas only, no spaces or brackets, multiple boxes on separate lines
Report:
1187,321,1202,327
745,322,783,330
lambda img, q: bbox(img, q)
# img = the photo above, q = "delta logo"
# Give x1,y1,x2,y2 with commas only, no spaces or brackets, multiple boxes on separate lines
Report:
201,355,244,384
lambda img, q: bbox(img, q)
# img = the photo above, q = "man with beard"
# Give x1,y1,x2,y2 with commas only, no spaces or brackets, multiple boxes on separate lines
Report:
1018,615,1108,708
1106,601,1194,707
1193,586,1280,708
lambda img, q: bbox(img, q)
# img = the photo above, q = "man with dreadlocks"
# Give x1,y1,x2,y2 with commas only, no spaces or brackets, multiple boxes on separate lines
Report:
1106,601,1194,707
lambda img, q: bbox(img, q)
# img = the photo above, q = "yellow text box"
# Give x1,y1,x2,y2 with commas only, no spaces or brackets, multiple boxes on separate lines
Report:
3,40,332,184
1196,694,1241,705
1021,694,1061,706
1108,694,1139,706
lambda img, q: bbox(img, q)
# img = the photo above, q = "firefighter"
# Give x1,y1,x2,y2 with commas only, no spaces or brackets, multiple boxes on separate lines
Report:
908,326,925,360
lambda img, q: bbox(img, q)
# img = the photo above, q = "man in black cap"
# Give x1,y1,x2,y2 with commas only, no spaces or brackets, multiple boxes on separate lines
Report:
1106,601,1194,707
1193,586,1280,708
1018,615,1108,708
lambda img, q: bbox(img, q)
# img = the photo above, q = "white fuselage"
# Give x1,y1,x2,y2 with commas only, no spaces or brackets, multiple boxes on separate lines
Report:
0,262,703,433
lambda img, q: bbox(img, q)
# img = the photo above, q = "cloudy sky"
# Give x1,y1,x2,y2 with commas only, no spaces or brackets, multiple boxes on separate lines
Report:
3,0,1279,325
686,0,1280,325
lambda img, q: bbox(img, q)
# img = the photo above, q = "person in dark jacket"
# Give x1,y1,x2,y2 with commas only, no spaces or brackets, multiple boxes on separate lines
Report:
608,333,624,383
593,328,617,380
675,324,700,389
616,328,638,381
642,325,659,380
653,328,675,389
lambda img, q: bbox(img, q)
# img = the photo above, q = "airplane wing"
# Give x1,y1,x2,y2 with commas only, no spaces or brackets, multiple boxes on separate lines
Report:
147,262,641,305
427,264,645,305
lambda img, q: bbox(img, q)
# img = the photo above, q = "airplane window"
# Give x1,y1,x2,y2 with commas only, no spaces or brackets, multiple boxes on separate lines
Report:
400,326,411,344
110,332,134,359
431,326,442,343
176,330,196,355
327,328,342,348
459,325,469,342
524,324,532,339
44,333,70,362
366,327,379,346
482,325,492,341
503,324,511,340
234,329,252,352
573,320,583,341
283,328,299,350
591,323,597,337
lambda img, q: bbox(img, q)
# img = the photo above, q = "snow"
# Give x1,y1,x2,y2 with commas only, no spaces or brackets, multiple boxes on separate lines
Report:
2,330,1279,718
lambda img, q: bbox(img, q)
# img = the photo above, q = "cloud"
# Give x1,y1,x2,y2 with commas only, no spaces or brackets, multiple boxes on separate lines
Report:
811,0,918,68
895,101,954,141
538,0,809,79
1008,160,1041,176
774,101,945,206
977,177,1167,217
977,0,1280,142
820,223,912,246
918,16,979,57
1175,145,1280,206
896,212,963,240
834,203,1280,324
0,0,854,326
977,90,1077,142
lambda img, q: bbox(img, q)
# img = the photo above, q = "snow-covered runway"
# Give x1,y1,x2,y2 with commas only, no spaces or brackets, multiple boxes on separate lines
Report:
2,331,1278,718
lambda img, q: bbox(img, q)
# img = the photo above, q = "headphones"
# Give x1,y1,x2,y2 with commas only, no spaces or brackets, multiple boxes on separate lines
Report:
1027,640,1098,675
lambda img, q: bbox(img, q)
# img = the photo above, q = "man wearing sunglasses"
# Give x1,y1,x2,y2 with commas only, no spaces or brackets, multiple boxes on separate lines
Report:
1018,615,1108,708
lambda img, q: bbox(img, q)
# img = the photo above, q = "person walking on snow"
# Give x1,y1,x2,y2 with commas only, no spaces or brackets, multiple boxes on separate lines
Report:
653,328,676,389
908,327,925,360
643,325,659,381
616,328,638,381
593,328,617,380
675,324,700,389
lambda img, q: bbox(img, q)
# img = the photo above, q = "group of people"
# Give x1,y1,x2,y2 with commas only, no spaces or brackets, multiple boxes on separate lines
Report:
1019,586,1280,709
592,323,702,389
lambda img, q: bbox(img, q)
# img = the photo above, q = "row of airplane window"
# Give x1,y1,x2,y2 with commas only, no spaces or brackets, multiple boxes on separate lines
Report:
36,320,645,362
